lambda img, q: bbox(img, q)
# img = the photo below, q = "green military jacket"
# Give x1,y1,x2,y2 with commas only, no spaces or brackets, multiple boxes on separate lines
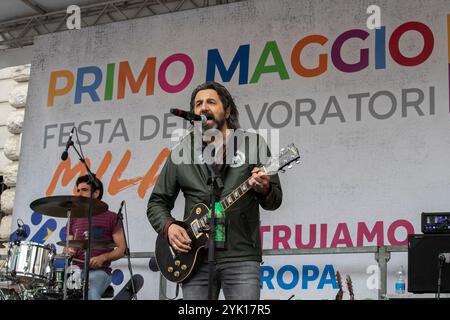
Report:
147,128,283,263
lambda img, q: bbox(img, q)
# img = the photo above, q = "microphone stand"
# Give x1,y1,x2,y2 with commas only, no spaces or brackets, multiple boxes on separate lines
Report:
65,130,98,301
193,120,225,300
116,202,137,300
436,254,446,300
205,162,224,300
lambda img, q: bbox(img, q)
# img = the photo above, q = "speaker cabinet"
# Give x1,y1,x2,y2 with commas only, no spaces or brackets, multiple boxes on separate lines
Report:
408,234,450,293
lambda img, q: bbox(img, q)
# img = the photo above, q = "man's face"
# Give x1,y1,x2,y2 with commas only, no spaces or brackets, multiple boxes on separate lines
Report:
76,182,99,199
193,89,228,130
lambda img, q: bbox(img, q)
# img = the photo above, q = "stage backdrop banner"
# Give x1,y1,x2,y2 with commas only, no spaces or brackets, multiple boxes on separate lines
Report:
11,0,450,299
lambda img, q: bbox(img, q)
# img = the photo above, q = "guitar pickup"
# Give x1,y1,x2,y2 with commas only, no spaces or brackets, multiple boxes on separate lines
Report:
190,219,204,239
168,245,177,259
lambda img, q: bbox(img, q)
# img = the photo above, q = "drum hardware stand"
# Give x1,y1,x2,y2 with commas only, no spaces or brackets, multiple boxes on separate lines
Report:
63,209,72,300
116,201,137,300
18,283,29,300
62,127,98,301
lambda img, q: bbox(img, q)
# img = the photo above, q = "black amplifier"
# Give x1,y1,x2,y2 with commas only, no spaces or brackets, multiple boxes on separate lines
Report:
408,234,450,293
422,212,450,234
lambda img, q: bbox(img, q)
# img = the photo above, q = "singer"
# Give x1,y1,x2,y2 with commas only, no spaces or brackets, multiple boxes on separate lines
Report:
146,81,283,300
64,175,126,300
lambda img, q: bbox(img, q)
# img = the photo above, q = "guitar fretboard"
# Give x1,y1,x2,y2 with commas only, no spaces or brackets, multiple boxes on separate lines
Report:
220,165,269,211
195,167,266,227
219,178,252,211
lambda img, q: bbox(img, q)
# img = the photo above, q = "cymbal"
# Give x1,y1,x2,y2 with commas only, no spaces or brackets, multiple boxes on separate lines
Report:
56,240,116,249
30,195,108,218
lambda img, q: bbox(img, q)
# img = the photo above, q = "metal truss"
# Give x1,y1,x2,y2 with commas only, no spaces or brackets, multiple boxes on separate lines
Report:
0,0,244,49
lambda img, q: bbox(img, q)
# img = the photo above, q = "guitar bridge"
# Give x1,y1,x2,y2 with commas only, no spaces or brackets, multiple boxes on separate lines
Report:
199,226,210,233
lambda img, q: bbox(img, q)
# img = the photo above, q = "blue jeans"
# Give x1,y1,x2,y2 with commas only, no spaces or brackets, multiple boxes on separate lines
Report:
182,260,261,300
84,270,112,300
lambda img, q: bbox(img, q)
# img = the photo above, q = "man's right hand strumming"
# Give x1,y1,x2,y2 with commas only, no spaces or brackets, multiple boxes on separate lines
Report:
168,224,192,253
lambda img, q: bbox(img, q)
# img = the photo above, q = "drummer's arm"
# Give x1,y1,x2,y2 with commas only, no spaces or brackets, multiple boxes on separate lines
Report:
107,227,126,261
63,235,77,256
92,228,126,266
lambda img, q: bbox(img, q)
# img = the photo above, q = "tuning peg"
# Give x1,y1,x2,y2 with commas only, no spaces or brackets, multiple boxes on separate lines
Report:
296,160,301,164
288,165,293,169
280,148,285,153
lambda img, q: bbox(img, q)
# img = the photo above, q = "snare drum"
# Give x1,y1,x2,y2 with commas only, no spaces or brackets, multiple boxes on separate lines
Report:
55,257,83,287
3,241,55,285
50,256,66,293
39,257,83,300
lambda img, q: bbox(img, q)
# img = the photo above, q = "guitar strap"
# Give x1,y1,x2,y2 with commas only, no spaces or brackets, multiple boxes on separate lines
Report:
198,129,241,189
201,134,234,194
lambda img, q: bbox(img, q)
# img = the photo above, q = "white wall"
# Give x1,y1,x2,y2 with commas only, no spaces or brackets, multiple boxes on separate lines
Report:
0,46,33,70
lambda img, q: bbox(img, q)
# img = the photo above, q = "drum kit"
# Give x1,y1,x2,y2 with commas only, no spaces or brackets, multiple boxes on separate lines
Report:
0,195,115,300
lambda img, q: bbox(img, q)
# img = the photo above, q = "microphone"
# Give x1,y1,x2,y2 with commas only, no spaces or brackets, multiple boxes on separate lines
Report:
16,219,28,238
439,253,450,263
148,257,159,272
116,200,125,226
61,127,75,161
170,108,213,124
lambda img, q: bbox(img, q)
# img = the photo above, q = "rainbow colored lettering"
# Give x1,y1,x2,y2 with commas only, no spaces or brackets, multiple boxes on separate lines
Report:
47,21,435,107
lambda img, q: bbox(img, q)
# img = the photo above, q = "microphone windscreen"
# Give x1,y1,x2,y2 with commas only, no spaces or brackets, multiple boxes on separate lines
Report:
148,257,159,272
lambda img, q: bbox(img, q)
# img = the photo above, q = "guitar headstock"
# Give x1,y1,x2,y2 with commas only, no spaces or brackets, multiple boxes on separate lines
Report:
346,275,354,300
264,143,300,175
335,271,343,300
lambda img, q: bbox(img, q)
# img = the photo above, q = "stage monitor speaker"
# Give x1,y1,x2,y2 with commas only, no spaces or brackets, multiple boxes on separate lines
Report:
408,234,450,293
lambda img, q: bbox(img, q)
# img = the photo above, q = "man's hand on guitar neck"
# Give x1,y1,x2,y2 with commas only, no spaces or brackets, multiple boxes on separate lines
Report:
250,167,271,195
168,224,192,253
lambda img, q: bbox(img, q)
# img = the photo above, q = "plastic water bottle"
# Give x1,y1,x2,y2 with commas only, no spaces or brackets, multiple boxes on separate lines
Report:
395,265,406,294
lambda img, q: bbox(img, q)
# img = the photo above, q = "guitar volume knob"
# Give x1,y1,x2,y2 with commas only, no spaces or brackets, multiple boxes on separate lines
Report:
181,264,187,270
175,260,181,266
174,271,180,277
167,267,174,273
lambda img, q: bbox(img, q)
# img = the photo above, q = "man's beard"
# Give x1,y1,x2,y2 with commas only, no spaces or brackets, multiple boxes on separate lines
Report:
202,112,226,130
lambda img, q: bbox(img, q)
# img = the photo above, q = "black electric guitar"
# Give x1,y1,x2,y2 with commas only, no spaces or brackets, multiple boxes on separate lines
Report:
155,143,300,283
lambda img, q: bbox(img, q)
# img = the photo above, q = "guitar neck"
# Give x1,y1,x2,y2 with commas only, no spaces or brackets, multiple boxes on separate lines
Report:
346,276,354,300
348,287,354,300
219,166,268,211
335,271,343,300
194,167,265,232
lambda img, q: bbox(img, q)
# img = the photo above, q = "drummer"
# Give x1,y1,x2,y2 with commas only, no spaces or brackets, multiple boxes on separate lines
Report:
64,174,126,300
